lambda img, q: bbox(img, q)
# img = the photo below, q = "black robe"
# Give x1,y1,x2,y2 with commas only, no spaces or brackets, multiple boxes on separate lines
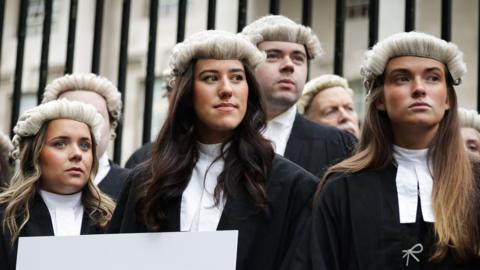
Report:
0,193,104,270
108,155,318,270
284,114,356,178
124,115,356,177
300,163,480,270
98,161,130,201
124,142,153,169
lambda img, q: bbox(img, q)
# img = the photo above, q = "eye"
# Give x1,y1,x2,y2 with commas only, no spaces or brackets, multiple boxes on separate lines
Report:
426,74,440,82
52,140,67,149
230,73,245,82
345,105,354,112
201,74,218,83
291,54,306,64
266,52,280,61
79,141,92,151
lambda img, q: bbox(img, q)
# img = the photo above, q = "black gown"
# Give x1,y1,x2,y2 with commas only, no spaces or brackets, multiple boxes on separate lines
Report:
108,155,318,270
98,161,130,201
300,163,480,270
0,193,104,270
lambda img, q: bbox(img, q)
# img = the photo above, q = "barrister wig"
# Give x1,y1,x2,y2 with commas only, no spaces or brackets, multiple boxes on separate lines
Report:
11,99,104,160
240,15,323,59
361,31,466,91
458,108,480,131
297,74,353,114
42,73,122,137
169,30,265,76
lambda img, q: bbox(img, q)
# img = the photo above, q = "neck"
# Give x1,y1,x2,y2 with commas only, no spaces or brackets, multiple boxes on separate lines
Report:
267,105,293,121
392,123,438,149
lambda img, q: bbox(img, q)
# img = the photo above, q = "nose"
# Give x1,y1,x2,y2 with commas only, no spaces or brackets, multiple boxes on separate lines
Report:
69,145,82,162
412,77,426,98
218,76,233,99
279,55,294,74
337,107,353,123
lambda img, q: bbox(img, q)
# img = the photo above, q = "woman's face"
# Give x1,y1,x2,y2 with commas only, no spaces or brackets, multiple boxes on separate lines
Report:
461,127,480,160
193,59,249,144
39,119,93,195
377,56,450,133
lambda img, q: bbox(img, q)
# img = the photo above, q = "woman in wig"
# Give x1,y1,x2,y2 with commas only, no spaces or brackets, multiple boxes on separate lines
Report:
0,99,115,270
0,131,13,188
108,30,317,270
306,32,480,269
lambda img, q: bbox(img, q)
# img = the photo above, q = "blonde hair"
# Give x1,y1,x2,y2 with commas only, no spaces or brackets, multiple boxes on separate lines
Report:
2,119,115,245
317,75,480,261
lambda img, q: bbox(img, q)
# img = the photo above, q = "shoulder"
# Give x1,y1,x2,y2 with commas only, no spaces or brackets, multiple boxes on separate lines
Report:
125,142,154,169
270,155,319,188
292,114,357,145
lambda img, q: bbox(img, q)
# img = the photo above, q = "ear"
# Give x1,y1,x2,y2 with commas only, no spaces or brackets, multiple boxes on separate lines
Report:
375,98,386,111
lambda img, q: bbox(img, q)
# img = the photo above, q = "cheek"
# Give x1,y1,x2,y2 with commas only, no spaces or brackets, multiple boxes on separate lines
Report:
40,149,64,174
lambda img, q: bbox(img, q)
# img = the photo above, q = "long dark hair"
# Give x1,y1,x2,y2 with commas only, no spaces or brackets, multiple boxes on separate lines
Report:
136,60,274,231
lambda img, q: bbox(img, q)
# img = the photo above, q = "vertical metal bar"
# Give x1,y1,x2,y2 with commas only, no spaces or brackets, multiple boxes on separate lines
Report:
91,0,105,73
302,0,312,26
177,0,187,42
64,0,78,74
207,0,216,29
405,0,415,31
477,0,480,112
368,0,379,48
237,0,247,32
11,0,29,137
441,0,451,41
334,0,346,76
37,0,53,104
269,0,279,15
113,0,131,164
0,0,6,70
142,0,159,144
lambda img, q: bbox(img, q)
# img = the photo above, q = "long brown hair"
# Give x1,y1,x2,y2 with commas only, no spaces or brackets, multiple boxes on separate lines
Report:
135,60,274,231
316,73,480,261
0,121,115,244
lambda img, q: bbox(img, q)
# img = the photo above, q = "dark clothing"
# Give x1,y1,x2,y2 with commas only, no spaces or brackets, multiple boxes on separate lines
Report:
98,161,130,201
108,155,318,270
124,142,152,169
284,114,356,178
300,164,480,270
124,115,356,177
0,193,104,270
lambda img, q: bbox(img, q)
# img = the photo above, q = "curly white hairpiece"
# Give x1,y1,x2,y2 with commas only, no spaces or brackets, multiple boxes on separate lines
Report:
297,74,353,114
241,15,323,59
458,108,480,132
42,73,122,137
11,99,104,160
169,30,265,76
361,31,466,91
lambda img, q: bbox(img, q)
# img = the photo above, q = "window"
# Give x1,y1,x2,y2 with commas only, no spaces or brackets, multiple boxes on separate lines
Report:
27,0,60,36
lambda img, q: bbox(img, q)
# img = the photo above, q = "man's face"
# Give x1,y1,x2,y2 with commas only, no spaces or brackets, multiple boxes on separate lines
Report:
255,41,308,115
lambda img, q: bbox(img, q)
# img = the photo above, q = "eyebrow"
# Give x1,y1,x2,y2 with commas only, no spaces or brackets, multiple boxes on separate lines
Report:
265,49,307,57
198,68,245,75
50,135,91,141
388,67,444,75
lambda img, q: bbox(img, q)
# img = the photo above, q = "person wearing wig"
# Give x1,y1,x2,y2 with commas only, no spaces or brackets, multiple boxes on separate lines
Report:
458,108,480,160
0,131,13,188
0,100,115,270
42,73,129,200
297,74,360,139
240,15,356,178
302,32,480,269
108,30,317,270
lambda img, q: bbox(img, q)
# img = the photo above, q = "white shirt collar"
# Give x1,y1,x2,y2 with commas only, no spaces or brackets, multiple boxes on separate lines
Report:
94,152,111,185
181,142,226,232
263,105,297,156
39,189,84,236
393,145,435,223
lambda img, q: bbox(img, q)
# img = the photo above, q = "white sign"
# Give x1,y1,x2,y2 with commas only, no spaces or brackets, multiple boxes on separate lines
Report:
17,230,238,270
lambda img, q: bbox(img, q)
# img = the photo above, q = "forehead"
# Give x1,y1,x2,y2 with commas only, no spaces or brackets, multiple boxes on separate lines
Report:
257,41,306,55
45,119,91,139
194,59,245,73
313,87,353,105
385,56,446,74
461,127,480,140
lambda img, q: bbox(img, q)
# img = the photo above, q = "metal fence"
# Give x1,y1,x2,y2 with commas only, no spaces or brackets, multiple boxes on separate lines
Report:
2,0,478,164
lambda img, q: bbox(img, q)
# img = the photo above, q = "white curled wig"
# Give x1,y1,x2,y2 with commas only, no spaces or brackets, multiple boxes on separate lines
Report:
0,131,12,162
241,15,322,59
169,30,265,76
361,31,466,91
458,108,480,132
42,73,122,137
11,99,104,160
297,74,353,114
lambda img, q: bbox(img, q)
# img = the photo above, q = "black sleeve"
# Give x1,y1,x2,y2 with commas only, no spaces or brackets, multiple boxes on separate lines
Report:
124,143,152,169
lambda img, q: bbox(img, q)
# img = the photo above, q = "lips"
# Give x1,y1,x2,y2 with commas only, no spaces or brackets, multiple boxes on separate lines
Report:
66,167,84,174
409,102,431,109
213,102,238,112
278,79,295,85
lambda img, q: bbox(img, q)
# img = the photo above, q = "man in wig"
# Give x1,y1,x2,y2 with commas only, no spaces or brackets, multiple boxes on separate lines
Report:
241,15,356,177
